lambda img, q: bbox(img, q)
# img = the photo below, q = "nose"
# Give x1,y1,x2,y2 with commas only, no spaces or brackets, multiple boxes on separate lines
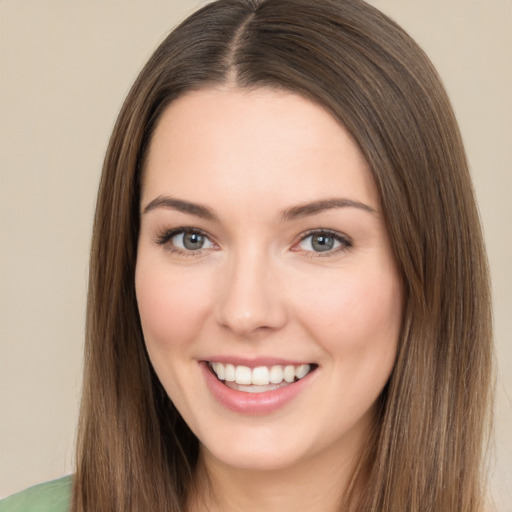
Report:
214,248,288,338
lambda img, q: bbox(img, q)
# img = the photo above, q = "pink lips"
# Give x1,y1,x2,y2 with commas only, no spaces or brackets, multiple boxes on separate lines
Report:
200,361,316,415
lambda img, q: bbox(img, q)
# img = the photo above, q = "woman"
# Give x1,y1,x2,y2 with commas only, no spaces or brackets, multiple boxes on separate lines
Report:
0,0,493,511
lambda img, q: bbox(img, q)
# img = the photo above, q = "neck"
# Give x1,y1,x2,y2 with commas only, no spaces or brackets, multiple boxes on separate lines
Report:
187,433,372,512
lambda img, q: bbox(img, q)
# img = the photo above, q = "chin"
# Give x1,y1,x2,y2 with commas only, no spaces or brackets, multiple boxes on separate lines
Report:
203,440,309,472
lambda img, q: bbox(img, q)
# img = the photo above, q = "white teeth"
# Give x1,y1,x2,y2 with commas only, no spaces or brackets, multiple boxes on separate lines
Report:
224,363,235,382
295,364,309,379
283,365,295,383
212,362,225,380
235,365,252,385
225,382,287,393
209,362,313,388
252,366,270,385
269,365,284,384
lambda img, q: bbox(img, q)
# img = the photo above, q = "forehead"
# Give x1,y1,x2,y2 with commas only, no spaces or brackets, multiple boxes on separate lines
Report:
142,86,379,211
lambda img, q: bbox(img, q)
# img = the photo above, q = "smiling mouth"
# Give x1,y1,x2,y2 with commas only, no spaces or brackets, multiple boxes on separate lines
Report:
207,362,317,394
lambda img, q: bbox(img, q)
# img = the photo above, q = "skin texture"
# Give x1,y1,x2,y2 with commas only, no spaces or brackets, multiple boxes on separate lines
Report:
135,87,403,511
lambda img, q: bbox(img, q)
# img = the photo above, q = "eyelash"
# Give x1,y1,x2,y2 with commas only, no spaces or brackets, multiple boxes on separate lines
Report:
155,227,215,257
294,229,352,257
155,227,352,257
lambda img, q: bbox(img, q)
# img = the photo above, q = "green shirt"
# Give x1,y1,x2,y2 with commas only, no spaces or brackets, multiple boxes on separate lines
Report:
0,476,72,512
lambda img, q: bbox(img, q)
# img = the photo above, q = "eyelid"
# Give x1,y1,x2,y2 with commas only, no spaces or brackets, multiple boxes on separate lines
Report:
292,229,352,255
154,226,351,257
155,226,217,255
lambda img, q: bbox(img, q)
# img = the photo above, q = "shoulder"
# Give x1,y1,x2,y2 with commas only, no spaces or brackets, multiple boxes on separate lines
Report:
0,476,72,512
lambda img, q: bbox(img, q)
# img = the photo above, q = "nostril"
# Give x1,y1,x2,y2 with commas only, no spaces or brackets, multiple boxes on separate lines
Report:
214,262,289,335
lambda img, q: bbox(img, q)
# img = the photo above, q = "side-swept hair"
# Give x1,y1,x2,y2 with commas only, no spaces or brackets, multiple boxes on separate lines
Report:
73,1,493,510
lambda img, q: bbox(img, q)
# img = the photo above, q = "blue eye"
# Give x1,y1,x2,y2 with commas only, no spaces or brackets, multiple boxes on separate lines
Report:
157,228,215,253
297,231,350,253
172,231,214,251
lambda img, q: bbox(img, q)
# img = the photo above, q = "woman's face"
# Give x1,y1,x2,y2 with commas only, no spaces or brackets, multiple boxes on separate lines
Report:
136,87,402,473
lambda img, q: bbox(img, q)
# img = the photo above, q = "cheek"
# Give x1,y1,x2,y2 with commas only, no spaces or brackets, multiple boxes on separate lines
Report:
292,265,402,358
135,261,211,351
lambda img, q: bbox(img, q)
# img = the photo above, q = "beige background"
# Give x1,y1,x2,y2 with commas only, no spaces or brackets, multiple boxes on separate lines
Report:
0,0,510,508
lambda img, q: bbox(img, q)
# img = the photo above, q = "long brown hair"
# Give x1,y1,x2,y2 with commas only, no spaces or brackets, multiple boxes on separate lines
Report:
73,0,493,510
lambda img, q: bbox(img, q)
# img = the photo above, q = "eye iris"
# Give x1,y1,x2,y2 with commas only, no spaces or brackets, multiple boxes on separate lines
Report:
312,234,334,252
183,232,204,250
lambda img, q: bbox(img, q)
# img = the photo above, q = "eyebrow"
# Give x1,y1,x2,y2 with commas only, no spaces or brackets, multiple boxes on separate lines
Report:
142,196,217,220
280,198,376,221
142,195,375,221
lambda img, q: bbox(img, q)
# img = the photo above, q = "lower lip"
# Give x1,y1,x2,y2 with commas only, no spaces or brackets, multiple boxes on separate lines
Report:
200,362,315,415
